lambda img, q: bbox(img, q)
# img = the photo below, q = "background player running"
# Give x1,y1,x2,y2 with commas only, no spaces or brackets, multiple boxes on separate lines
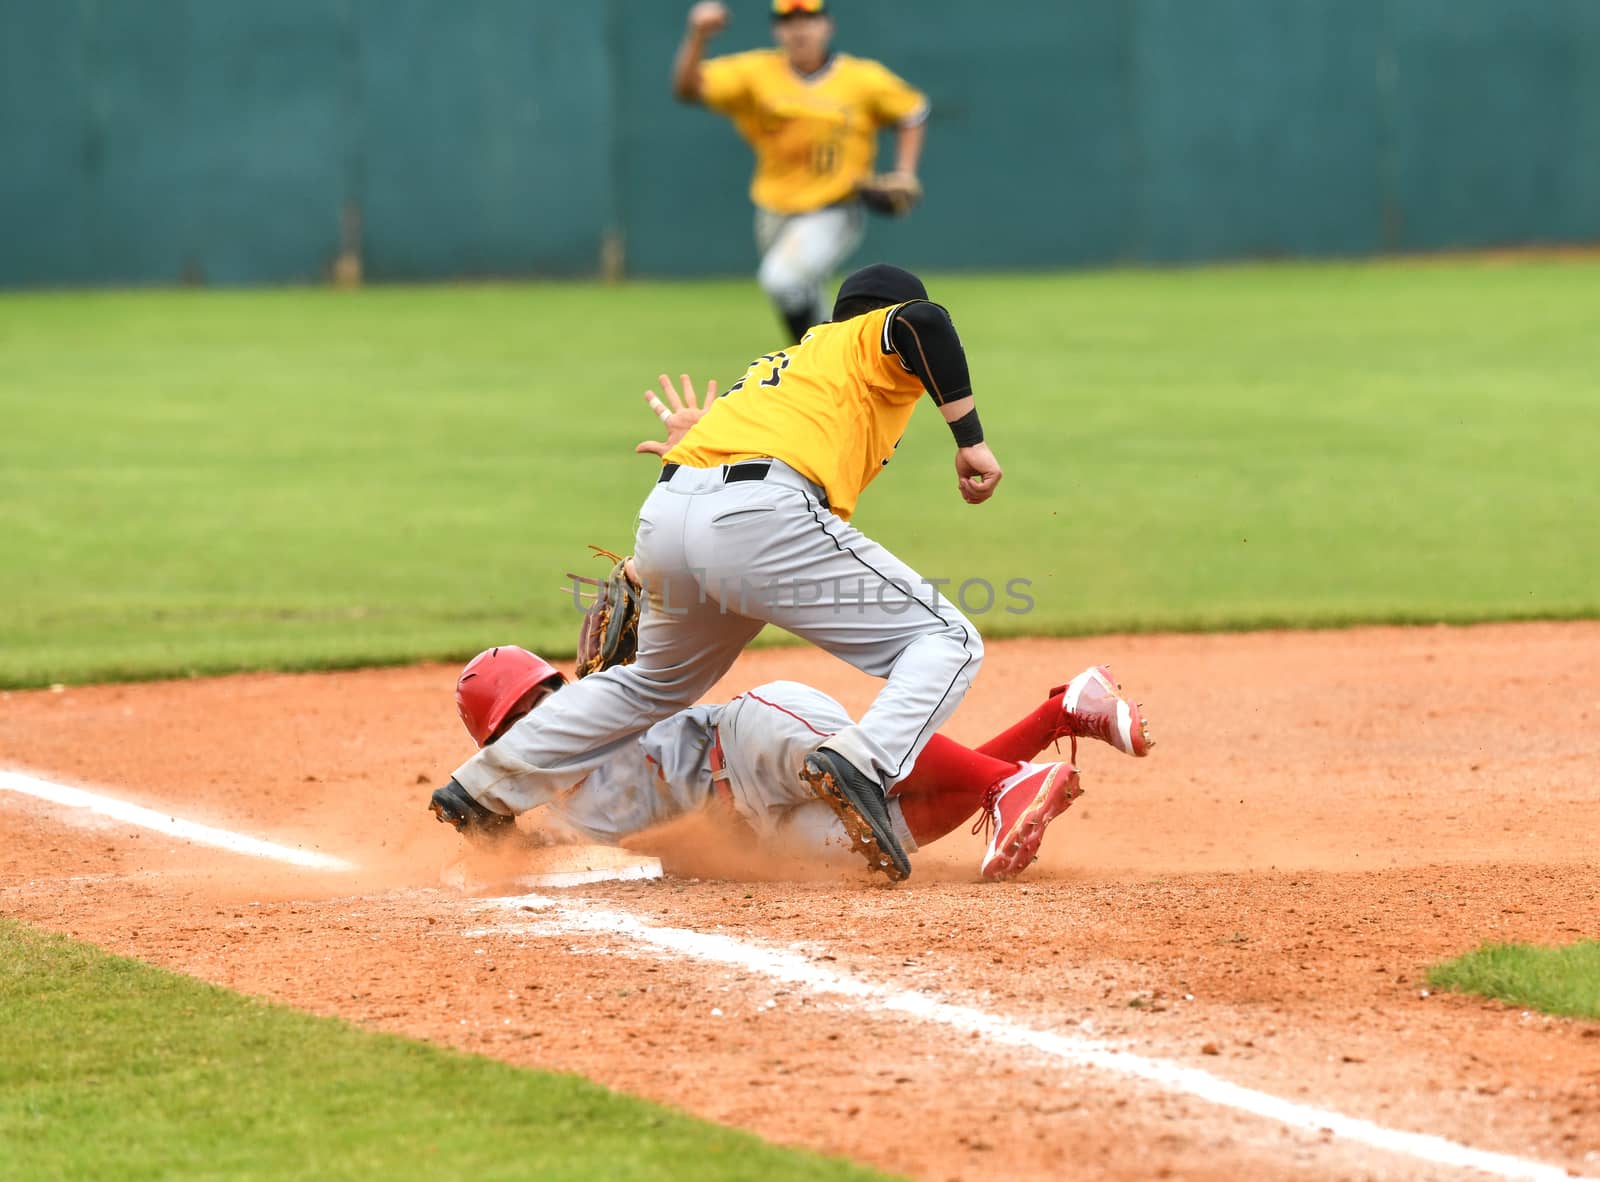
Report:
438,644,1152,881
673,0,929,342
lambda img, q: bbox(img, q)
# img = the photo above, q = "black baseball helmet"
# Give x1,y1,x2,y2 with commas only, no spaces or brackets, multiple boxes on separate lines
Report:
832,263,928,320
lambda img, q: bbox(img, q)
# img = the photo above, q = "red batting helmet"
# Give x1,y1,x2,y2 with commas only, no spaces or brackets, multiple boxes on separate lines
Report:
455,646,566,747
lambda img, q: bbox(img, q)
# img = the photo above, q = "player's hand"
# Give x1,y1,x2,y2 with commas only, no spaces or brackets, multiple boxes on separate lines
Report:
954,443,1002,505
636,373,718,457
688,1,729,36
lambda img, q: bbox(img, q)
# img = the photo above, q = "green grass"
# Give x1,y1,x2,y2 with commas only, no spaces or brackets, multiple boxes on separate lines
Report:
0,920,893,1181
1427,940,1600,1021
3,259,1598,686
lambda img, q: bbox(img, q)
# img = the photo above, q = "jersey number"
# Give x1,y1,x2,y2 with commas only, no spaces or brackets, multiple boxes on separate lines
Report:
811,141,839,176
728,351,791,394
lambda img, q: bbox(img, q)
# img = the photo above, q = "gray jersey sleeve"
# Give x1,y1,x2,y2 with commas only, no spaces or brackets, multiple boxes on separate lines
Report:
545,705,721,845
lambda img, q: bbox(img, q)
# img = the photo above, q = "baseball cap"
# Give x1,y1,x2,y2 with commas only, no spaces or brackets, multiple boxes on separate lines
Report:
833,264,928,319
773,0,828,18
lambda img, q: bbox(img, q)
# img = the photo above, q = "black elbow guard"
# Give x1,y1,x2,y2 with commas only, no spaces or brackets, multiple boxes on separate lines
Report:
887,301,972,406
892,298,955,339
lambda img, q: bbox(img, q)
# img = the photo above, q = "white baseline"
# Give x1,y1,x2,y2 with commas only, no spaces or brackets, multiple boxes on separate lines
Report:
0,769,353,872
470,896,1598,1182
3,765,1584,1180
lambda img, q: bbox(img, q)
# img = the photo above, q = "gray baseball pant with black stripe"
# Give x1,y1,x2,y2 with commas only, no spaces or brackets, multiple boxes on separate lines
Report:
452,460,982,807
755,203,867,322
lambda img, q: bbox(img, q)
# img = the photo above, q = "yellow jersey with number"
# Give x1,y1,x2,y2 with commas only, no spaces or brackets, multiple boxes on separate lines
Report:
699,51,927,214
664,305,923,521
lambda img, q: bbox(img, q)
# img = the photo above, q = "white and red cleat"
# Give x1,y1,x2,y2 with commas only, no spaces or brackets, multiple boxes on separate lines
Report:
976,762,1084,881
1053,665,1152,757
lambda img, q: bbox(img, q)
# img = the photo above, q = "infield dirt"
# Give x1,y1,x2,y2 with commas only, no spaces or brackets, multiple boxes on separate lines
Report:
3,623,1598,1180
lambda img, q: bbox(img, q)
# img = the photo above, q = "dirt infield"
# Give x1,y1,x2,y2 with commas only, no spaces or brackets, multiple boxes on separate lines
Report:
3,623,1598,1180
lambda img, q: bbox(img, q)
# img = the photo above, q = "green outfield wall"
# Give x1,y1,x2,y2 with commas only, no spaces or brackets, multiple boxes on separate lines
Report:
3,0,1597,285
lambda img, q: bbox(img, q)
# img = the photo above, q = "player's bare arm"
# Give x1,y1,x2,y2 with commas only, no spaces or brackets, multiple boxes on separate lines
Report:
637,373,717,457
894,120,926,176
883,300,1004,504
672,2,729,102
886,118,927,190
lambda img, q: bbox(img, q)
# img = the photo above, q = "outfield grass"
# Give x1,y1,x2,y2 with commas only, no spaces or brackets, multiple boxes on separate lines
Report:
0,921,893,1181
3,259,1597,686
1427,941,1600,1021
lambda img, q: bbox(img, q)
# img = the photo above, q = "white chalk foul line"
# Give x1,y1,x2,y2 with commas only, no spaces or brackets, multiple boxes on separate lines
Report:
469,896,1597,1182
0,769,353,872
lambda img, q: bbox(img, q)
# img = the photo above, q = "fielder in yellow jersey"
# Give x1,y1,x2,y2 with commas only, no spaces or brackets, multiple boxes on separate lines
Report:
674,0,929,342
437,265,1004,885
698,49,925,215
632,263,1001,880
666,303,926,522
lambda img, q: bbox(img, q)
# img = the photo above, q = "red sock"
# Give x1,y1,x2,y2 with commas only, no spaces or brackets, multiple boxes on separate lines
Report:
893,734,1018,845
977,692,1068,764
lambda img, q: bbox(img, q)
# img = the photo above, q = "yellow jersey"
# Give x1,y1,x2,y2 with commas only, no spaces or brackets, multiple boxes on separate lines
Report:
664,305,925,521
699,51,928,214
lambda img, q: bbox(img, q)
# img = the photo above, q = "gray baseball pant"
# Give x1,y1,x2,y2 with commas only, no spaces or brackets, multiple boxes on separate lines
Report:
755,203,866,320
453,460,982,806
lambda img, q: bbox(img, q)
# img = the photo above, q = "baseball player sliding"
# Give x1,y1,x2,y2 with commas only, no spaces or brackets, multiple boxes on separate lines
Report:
673,0,928,342
429,263,1002,883
445,644,1151,880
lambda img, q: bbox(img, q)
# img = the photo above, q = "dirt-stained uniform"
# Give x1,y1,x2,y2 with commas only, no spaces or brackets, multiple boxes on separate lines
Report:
508,681,913,864
439,642,1151,882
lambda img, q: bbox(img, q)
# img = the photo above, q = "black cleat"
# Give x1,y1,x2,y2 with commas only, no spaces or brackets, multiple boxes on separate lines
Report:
781,304,821,345
800,749,911,883
429,779,517,843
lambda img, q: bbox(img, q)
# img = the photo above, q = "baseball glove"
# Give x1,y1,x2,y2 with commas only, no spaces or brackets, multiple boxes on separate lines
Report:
571,546,642,678
856,172,923,218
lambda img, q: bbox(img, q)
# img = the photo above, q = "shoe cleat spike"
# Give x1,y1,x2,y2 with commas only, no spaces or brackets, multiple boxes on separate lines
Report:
1060,665,1151,758
977,763,1084,881
801,750,911,882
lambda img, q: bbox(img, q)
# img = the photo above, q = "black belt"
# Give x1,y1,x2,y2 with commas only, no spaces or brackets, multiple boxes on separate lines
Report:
657,460,828,509
658,460,770,485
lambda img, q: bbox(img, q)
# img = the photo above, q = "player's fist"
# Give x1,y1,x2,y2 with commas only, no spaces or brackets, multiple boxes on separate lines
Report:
688,1,729,36
955,443,1003,505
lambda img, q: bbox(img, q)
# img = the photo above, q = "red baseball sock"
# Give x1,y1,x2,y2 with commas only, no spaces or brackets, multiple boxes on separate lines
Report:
977,691,1068,764
894,734,1018,845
